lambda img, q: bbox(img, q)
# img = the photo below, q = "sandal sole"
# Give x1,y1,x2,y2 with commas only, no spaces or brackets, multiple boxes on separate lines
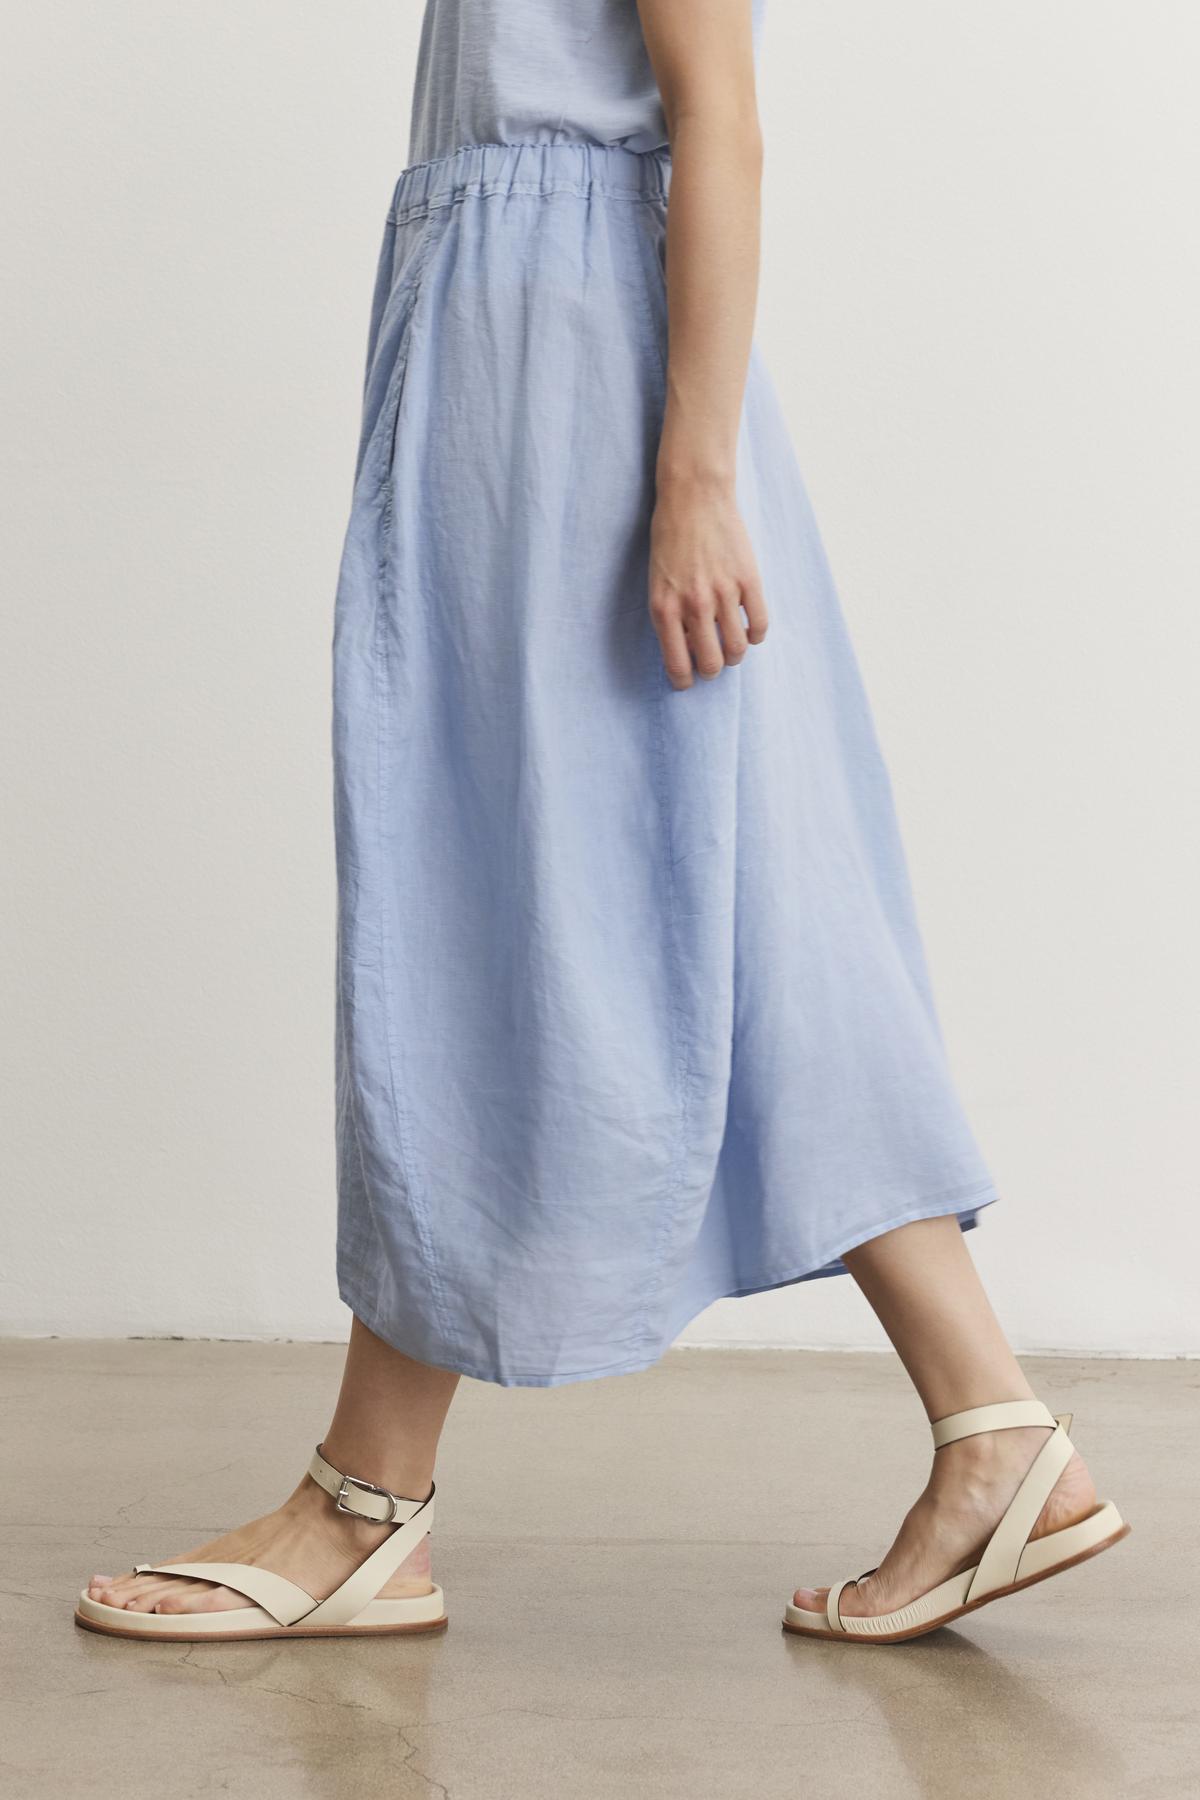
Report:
781,1520,1131,1644
74,1610,449,1643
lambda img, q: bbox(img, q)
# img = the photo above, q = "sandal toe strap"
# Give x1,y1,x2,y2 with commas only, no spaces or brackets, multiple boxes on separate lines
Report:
132,1562,317,1626
825,1578,852,1634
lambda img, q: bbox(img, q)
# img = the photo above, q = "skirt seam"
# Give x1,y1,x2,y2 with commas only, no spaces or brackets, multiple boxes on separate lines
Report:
377,208,448,530
370,227,460,1355
624,200,669,397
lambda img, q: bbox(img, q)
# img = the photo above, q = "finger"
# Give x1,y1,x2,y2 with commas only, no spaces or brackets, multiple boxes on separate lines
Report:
741,577,769,644
716,589,749,664
654,609,694,689
685,605,726,680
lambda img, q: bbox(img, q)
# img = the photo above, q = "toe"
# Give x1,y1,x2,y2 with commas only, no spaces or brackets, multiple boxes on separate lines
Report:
121,1586,161,1612
791,1586,828,1612
153,1581,225,1615
151,1586,196,1615
90,1575,134,1605
97,1571,140,1598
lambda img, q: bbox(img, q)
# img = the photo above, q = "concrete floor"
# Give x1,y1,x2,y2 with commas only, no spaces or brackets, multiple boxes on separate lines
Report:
3,1340,1197,1800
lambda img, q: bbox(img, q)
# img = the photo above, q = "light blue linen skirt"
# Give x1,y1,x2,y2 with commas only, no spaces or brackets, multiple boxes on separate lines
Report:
332,142,998,1387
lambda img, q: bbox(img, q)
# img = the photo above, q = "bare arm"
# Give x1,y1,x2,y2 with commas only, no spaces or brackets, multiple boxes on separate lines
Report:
636,0,768,688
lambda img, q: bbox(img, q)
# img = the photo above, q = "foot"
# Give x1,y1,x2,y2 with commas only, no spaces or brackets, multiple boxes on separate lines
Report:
86,1475,434,1616
792,1424,1098,1622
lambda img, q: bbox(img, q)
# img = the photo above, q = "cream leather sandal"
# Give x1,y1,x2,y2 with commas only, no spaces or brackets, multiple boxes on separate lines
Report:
74,1445,447,1642
783,1400,1129,1644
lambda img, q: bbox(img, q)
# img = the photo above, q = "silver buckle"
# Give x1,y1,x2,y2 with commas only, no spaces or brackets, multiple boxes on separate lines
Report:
335,1473,400,1524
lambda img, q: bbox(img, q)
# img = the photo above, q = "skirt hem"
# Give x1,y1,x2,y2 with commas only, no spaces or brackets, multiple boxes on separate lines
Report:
338,1180,999,1390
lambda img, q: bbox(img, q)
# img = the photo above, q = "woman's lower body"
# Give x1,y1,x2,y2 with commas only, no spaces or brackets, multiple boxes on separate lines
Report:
78,142,1125,1641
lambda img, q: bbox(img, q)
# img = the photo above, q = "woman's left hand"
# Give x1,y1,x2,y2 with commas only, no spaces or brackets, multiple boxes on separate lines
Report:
648,478,769,689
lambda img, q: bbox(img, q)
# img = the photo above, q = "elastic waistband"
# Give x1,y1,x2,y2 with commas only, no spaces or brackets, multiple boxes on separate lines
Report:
389,141,671,225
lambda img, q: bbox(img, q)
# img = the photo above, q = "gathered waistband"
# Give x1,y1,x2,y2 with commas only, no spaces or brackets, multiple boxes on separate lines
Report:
388,141,672,226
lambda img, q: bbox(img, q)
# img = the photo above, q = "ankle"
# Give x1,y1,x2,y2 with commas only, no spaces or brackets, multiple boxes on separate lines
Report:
316,1438,435,1507
280,1477,392,1554
281,1448,435,1540
931,1425,1054,1488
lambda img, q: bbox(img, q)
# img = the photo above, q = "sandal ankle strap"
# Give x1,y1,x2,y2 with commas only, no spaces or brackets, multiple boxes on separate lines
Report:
930,1400,1059,1449
307,1444,433,1526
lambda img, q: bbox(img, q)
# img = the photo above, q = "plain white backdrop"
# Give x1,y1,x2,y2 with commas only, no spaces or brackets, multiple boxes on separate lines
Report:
3,3,1197,1357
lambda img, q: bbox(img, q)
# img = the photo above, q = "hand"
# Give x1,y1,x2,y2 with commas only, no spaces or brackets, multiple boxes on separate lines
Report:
648,478,768,689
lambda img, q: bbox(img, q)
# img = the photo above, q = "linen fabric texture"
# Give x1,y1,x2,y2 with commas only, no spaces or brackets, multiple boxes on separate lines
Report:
331,4,997,1387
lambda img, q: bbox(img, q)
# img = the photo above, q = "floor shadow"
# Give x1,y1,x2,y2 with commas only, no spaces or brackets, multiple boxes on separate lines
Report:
782,1622,1127,1799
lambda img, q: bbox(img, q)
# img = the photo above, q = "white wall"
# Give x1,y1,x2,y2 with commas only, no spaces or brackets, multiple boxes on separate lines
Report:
3,3,1196,1356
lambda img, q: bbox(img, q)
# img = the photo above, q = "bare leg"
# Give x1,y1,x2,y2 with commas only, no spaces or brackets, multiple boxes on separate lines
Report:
89,1318,460,1616
321,1316,460,1496
793,1216,1097,1620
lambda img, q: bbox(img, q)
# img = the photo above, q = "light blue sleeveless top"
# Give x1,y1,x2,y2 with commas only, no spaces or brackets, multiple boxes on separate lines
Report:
408,0,766,165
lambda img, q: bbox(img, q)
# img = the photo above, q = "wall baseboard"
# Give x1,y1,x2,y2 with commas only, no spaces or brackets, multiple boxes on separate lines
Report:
3,1332,1196,1361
